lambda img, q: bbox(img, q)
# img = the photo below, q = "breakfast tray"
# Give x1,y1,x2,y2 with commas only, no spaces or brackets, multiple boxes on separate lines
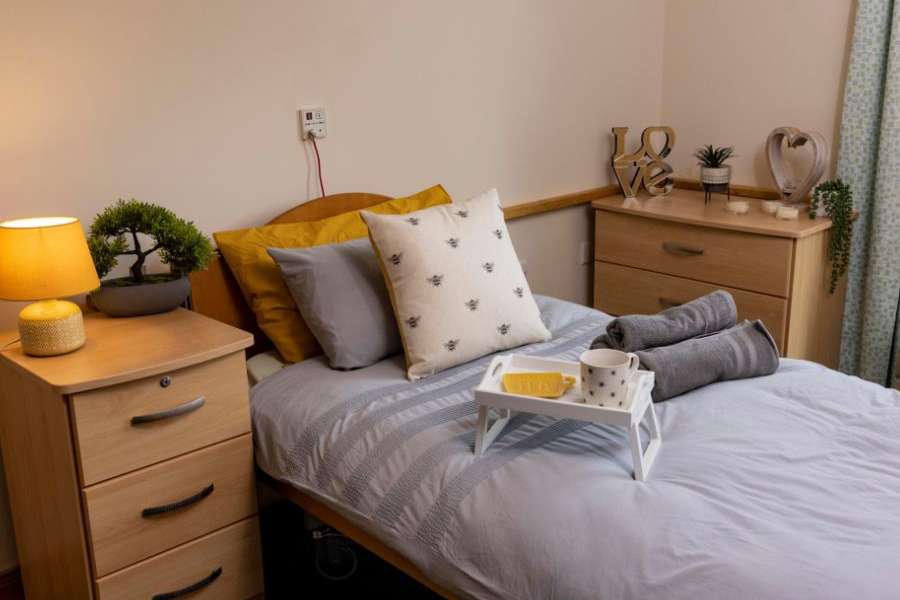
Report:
473,354,661,481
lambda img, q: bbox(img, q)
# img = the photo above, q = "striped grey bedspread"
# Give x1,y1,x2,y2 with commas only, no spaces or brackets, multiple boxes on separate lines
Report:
251,296,900,600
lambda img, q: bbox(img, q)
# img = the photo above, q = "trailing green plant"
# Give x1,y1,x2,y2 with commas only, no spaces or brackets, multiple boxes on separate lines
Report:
693,145,735,168
809,178,853,293
88,199,212,284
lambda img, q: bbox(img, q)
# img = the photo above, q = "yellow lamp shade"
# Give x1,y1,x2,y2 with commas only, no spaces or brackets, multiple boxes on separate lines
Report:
0,217,100,301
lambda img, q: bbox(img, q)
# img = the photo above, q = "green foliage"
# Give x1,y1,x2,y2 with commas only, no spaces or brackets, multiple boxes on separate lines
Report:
693,145,735,168
87,234,127,281
88,199,212,284
809,179,854,293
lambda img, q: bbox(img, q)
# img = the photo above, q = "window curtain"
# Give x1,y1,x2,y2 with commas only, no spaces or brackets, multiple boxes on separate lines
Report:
836,0,900,386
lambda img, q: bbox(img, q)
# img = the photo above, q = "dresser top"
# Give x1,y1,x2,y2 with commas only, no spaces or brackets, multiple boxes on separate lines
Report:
0,308,253,394
592,189,833,238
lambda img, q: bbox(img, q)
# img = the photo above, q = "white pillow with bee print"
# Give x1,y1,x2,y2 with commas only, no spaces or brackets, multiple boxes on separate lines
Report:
362,188,551,379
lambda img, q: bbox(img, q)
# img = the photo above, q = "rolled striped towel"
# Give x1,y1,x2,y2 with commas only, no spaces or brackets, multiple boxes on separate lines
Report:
593,290,737,352
631,320,779,402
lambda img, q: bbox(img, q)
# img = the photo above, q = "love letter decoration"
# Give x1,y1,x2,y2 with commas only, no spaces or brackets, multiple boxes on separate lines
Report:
611,126,676,198
766,127,829,204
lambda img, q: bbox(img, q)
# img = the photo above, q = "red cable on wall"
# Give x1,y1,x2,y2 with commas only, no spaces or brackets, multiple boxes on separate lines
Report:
310,134,326,198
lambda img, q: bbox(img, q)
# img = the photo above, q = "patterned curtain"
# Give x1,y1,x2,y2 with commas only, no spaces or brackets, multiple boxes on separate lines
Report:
836,0,900,386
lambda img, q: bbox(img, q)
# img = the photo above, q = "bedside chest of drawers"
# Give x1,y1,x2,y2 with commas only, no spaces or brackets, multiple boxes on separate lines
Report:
0,308,263,599
593,189,848,368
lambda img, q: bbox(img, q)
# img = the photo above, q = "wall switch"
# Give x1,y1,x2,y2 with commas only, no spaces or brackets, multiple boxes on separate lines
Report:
579,241,592,265
300,107,327,140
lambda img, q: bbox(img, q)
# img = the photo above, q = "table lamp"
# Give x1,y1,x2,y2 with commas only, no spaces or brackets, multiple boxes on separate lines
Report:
0,217,100,356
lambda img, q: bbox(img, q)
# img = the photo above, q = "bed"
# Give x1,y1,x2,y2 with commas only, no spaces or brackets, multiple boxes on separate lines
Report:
190,193,900,600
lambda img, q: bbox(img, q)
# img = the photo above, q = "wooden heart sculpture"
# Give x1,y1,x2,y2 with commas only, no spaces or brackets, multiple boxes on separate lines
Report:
766,127,829,204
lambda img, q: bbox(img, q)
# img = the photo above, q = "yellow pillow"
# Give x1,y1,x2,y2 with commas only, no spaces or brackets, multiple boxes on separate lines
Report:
214,185,451,363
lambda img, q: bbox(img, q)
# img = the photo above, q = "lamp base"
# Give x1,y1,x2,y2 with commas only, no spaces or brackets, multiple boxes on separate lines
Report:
18,300,86,357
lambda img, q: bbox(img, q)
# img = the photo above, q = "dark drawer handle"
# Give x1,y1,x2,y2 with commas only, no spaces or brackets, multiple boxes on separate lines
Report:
152,567,222,600
142,484,215,518
662,241,704,256
659,297,683,308
130,396,205,426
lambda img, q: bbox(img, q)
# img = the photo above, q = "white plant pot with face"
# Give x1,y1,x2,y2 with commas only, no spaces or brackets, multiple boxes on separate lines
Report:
700,165,731,185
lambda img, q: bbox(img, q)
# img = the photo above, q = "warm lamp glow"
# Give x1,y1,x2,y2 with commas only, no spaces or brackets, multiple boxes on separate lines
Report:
0,217,100,301
0,217,99,356
1,216,78,229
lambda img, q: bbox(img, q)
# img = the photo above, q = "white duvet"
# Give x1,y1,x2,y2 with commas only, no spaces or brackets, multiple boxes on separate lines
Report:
251,297,900,599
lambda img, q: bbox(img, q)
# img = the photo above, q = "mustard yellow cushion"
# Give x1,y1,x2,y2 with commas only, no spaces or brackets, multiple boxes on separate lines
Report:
214,185,451,363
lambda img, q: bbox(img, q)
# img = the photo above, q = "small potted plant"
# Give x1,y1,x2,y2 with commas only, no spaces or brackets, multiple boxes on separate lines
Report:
809,179,853,293
694,145,735,204
87,199,212,316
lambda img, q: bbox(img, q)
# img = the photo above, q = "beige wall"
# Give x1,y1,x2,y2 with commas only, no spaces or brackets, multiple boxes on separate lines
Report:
663,0,855,187
0,0,667,313
0,0,667,571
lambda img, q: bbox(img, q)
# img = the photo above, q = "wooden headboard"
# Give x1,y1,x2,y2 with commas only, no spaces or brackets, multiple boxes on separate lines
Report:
189,192,391,355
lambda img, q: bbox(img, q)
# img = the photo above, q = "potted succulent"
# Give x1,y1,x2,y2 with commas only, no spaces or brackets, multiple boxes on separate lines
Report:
694,145,735,204
87,199,212,316
695,144,735,183
809,179,853,293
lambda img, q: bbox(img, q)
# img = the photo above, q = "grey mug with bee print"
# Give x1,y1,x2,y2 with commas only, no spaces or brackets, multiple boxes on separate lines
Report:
579,348,639,408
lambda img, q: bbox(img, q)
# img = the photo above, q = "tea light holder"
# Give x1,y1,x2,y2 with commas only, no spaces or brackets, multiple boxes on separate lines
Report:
775,206,799,220
725,200,750,215
761,200,782,214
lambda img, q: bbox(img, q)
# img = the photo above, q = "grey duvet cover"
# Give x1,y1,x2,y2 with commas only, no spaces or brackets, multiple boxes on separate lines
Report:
252,296,900,599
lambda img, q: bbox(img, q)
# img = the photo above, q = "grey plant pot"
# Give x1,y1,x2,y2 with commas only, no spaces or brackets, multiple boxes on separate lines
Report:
89,276,191,317
700,166,731,185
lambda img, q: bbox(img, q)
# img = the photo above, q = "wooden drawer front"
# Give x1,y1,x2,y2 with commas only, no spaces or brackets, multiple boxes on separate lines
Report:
594,262,787,351
95,517,263,600
84,434,257,577
72,352,250,485
595,211,793,296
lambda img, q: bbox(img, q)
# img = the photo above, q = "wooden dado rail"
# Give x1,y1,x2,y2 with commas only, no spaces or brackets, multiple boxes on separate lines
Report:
502,179,782,221
503,186,619,220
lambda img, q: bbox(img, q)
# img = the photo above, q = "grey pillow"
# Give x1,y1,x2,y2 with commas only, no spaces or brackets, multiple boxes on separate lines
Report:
268,239,401,369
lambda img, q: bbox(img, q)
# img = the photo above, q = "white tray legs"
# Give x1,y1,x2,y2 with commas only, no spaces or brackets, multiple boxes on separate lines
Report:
474,406,512,456
475,400,662,482
628,401,661,482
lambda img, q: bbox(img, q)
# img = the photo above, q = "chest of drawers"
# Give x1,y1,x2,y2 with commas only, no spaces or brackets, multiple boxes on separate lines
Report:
0,308,263,599
593,190,847,368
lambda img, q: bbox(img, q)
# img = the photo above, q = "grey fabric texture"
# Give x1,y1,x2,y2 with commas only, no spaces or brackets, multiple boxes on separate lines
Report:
597,290,737,351
251,296,900,600
595,319,779,401
268,239,400,370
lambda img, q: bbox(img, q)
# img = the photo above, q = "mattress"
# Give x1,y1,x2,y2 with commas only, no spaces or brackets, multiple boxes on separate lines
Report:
251,295,900,600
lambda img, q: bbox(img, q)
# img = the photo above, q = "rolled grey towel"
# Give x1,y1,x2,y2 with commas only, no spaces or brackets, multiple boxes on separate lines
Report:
630,320,779,402
597,290,737,352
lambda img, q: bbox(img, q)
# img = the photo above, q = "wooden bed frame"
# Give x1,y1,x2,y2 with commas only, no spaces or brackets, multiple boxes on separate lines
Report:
189,192,458,599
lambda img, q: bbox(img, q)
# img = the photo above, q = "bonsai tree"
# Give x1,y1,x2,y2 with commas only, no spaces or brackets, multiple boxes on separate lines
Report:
809,179,854,293
694,145,735,169
88,199,212,285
